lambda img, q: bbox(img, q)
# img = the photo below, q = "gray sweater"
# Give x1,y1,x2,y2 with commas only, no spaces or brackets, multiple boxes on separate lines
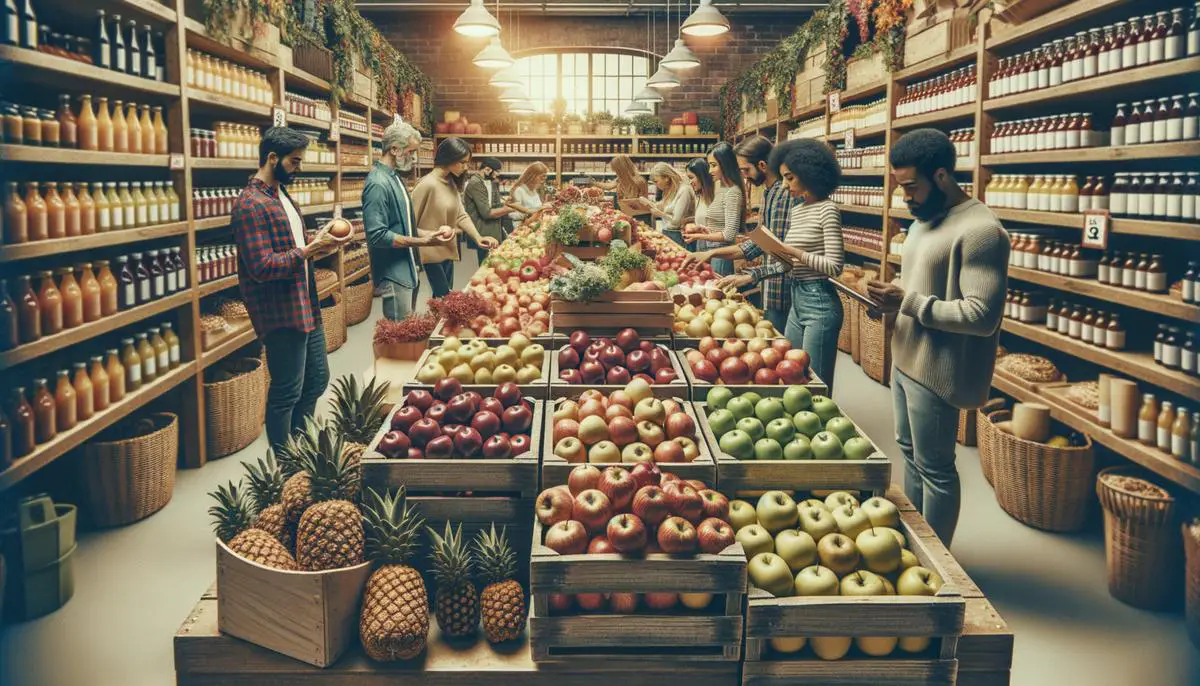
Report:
892,198,1010,409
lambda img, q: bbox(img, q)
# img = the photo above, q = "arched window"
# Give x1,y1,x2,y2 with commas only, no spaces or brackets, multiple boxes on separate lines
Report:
512,49,653,116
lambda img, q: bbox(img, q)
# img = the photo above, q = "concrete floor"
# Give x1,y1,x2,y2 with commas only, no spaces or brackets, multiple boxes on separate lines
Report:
2,253,1198,685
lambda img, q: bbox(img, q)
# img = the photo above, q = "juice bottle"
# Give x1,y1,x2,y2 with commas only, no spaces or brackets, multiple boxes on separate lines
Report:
58,266,82,329
152,106,167,154
89,355,109,412
0,279,16,351
43,182,65,239
136,332,156,382
164,182,180,221
96,96,113,152
77,263,101,322
117,181,134,229
25,182,47,242
95,259,118,315
77,94,98,151
57,94,76,148
106,182,123,231
161,321,180,367
32,378,57,444
54,369,76,432
61,182,80,237
15,275,39,343
111,99,127,153
5,181,27,245
106,348,126,403
121,337,142,391
149,326,169,372
1172,407,1192,459
72,362,93,421
37,270,62,335
8,387,35,458
144,181,159,226
92,182,110,232
130,181,147,227
139,104,153,154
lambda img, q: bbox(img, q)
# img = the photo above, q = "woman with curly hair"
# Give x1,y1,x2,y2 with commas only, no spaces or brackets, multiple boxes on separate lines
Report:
683,142,746,276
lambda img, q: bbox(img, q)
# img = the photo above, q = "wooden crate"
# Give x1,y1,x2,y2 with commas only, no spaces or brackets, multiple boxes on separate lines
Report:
551,290,674,333
529,519,747,663
741,508,966,685
540,396,718,489
845,53,887,92
677,348,829,400
549,344,690,399
404,346,551,399
695,401,892,495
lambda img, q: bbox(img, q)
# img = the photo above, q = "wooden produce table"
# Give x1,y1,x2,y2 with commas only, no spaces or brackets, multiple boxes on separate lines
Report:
364,357,417,407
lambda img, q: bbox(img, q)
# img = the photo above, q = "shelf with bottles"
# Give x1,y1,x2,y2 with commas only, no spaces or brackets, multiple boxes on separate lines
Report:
834,144,886,172
985,171,1199,224
185,47,274,107
300,138,337,167
786,115,826,141
832,184,888,212
843,224,885,259
0,92,170,162
188,121,261,162
635,140,710,156
288,177,336,207
3,178,183,250
830,97,888,135
563,140,633,155
894,65,977,120
1007,257,1200,323
338,142,371,169
1004,287,1134,354
196,241,238,290
285,92,333,126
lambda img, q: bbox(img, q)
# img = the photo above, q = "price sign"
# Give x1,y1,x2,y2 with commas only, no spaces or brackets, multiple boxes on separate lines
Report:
333,204,343,219
844,128,856,149
272,107,287,127
169,153,185,170
828,92,841,114
1082,210,1110,249
328,120,340,142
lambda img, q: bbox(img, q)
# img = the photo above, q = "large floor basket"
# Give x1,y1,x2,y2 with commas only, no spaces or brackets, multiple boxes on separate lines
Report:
321,294,346,353
78,413,178,527
204,358,267,460
987,409,1094,532
1096,467,1180,610
344,278,373,326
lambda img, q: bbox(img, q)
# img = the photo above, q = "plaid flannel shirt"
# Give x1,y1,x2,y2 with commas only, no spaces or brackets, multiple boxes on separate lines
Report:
232,177,317,337
742,181,797,311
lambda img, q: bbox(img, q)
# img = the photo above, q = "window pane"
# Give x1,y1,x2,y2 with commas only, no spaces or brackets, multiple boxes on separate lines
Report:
620,54,633,75
607,54,618,73
619,79,632,100
634,56,647,77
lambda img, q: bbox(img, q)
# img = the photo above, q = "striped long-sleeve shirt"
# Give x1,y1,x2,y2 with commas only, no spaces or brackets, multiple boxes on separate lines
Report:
696,184,745,250
757,199,844,282
744,180,797,311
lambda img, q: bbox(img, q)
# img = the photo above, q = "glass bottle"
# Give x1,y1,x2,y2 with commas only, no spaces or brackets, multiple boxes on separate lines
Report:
1172,408,1193,459
0,278,14,351
24,181,47,242
20,106,40,146
1184,261,1198,304
41,182,64,240
4,181,27,244
35,269,61,335
72,362,93,422
1156,399,1175,451
77,94,97,151
136,332,156,382
161,321,180,368
111,98,127,152
138,104,153,154
76,262,101,323
8,387,34,458
121,336,141,390
32,378,55,444
116,255,135,308
129,182,146,227
172,247,187,289
152,105,167,154
105,348,125,403
54,267,81,330
89,355,109,412
1184,332,1197,376
146,249,164,299
53,369,76,432
1164,327,1182,369
1142,395,1160,444
93,259,117,316
149,326,168,372
1106,313,1126,350
14,274,38,344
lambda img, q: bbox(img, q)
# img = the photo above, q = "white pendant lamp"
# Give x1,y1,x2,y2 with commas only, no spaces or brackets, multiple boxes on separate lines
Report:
454,0,501,38
661,39,701,70
647,65,680,89
489,68,523,88
509,100,535,113
625,100,652,116
473,37,514,69
634,86,664,104
681,0,730,37
499,85,529,103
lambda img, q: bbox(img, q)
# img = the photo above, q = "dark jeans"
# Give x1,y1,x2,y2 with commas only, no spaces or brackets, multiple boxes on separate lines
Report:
711,257,734,277
663,229,686,248
785,279,843,391
263,326,330,451
893,367,962,545
425,260,455,298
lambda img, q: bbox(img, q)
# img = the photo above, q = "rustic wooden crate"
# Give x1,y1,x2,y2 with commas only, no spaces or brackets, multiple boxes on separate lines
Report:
695,401,892,495
741,508,966,685
540,396,718,489
677,348,829,400
551,290,674,333
529,519,747,663
549,344,690,399
846,53,887,92
404,346,551,399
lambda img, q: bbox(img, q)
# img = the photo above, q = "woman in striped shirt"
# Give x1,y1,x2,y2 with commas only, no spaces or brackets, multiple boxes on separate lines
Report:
683,142,746,277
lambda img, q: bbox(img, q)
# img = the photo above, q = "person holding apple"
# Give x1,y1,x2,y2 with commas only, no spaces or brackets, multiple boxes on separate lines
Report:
681,142,747,277
504,161,549,224
462,157,511,265
646,162,696,247
866,129,1009,545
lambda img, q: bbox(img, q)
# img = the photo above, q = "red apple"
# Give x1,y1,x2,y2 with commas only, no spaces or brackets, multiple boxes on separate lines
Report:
425,434,454,459
598,466,637,512
578,398,607,421
569,330,591,353
559,368,584,384
587,536,616,554
697,517,736,554
599,344,626,369
615,328,640,352
698,337,719,355
536,487,575,526
407,447,424,459
376,430,411,458
481,434,512,458
719,357,752,385
656,517,698,554
644,592,679,609
607,416,639,447
545,520,588,554
605,404,633,421
784,349,811,368
653,439,686,463
772,338,794,354
502,404,534,434
432,377,463,402
662,399,683,417
648,348,672,373
408,418,441,448
390,406,423,434
626,350,650,373
655,368,678,384
662,481,705,523
740,352,764,376
698,490,730,521
558,346,581,370
628,461,662,490
405,390,434,412
722,339,748,357
632,485,670,527
691,360,718,383
573,489,612,533
511,434,531,455
606,366,632,384
453,426,483,457
579,360,606,384
425,403,447,425
775,359,807,385
568,464,602,495
664,411,696,440
576,593,607,611
685,350,705,367
608,390,635,410
607,513,648,553
705,348,730,367
609,592,639,613
754,368,779,385
760,348,783,369
548,593,574,612
494,382,522,408
553,418,580,444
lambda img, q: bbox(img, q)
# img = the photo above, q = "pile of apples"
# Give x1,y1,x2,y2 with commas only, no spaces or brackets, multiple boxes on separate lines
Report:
415,334,545,387
557,328,679,386
459,268,552,338
653,252,718,288
731,490,946,660
549,378,701,465
704,387,875,461
674,294,781,339
536,461,738,613
685,336,812,386
375,381,535,460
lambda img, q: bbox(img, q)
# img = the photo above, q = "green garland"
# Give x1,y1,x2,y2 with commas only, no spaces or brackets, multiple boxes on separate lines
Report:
822,0,850,93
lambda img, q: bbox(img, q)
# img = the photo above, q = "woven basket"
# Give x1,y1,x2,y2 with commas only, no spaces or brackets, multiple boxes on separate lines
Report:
1096,467,1181,610
988,409,1094,532
849,299,862,364
321,295,346,353
977,409,1001,487
859,310,892,385
957,409,977,447
836,291,853,353
344,279,373,326
204,358,267,460
1185,521,1200,650
78,413,178,527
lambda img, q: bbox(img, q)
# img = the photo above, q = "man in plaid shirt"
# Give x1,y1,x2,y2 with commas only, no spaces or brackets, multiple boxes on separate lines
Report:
232,126,343,451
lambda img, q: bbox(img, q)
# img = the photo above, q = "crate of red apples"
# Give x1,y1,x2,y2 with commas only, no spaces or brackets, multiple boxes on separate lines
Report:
530,462,746,663
680,335,829,400
551,328,689,399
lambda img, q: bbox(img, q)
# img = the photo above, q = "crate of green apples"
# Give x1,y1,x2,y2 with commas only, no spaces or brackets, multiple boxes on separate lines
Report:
696,387,891,494
678,336,829,400
409,333,551,399
734,490,964,683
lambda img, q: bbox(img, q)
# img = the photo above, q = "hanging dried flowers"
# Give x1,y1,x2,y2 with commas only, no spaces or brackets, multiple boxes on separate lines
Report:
848,0,876,43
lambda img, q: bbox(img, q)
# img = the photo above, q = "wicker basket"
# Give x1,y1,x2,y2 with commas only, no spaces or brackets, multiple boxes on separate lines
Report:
1185,520,1200,650
344,279,373,326
321,294,346,353
977,409,1000,487
836,291,853,353
77,413,178,527
957,409,977,447
988,409,1094,532
204,358,267,460
859,310,893,385
849,299,862,364
1096,467,1181,610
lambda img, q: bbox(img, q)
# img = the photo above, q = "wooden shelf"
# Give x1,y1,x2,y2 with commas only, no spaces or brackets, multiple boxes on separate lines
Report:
199,325,257,371
0,221,189,262
789,100,827,122
890,207,914,220
303,164,339,173
1000,318,1200,401
0,45,181,98
846,244,884,261
301,202,338,216
892,103,977,129
984,57,1200,112
1007,265,1200,324
283,66,332,95
435,133,557,140
317,281,340,299
0,362,194,490
639,134,720,140
986,0,1136,49
892,44,977,83
346,265,371,283
187,89,273,119
0,290,194,371
190,158,257,170
839,80,888,105
195,216,231,231
0,145,171,167
182,18,278,71
983,141,1200,165
843,167,888,177
338,128,371,142
990,208,1200,241
197,275,238,297
887,253,904,265
477,152,555,158
341,166,372,175
288,114,332,130
991,372,1200,494
835,203,886,216
825,123,887,141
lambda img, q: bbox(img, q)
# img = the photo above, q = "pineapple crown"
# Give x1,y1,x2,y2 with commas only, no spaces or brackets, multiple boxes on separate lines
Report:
208,480,254,543
241,453,284,512
362,487,426,565
295,423,359,503
427,522,475,587
330,374,391,445
474,524,517,585
275,417,322,478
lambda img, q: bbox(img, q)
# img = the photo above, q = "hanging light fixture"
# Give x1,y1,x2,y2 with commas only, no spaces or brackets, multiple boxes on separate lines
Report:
509,100,535,113
453,0,501,38
662,39,700,71
647,4,680,89
625,101,652,116
634,86,665,104
681,0,730,37
489,68,523,88
499,85,529,103
473,37,514,69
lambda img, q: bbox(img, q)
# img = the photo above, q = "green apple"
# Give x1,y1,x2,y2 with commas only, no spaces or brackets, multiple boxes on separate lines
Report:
474,367,494,385
726,397,754,420
782,436,813,460
754,397,787,423
774,529,818,572
811,395,840,423
748,552,794,597
841,571,898,657
764,417,795,445
791,411,823,437
755,491,799,534
897,566,945,596
718,429,755,460
881,576,897,595
809,432,844,460
736,417,765,442
736,524,774,558
707,408,737,438
856,527,902,574
824,416,858,444
798,498,827,511
729,499,758,531
832,504,872,540
781,385,813,414
797,505,839,542
875,526,907,549
810,636,852,661
769,637,807,654
793,564,840,596
843,436,875,461
754,438,783,460
739,391,763,407
441,335,462,352
707,385,734,410
449,363,475,384
824,491,859,510
494,344,519,368
900,549,920,571
816,532,860,576
862,497,901,528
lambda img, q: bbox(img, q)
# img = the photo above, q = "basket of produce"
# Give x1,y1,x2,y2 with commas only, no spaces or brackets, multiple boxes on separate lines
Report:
320,293,346,353
859,309,893,385
1096,468,1180,610
411,333,548,397
679,336,829,400
1186,519,1200,650
204,358,267,460
344,277,374,326
200,314,231,351
986,407,1094,532
78,413,178,527
671,289,782,347
550,328,686,399
314,267,338,294
215,298,251,323
373,312,437,362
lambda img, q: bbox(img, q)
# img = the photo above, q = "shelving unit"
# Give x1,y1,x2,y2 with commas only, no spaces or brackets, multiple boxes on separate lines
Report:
0,0,393,493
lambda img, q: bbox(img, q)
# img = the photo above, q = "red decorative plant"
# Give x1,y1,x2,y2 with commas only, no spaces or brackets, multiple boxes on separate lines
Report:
374,312,438,344
428,290,495,327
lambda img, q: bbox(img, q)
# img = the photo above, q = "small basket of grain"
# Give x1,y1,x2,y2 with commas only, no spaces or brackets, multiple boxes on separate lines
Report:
1097,467,1180,610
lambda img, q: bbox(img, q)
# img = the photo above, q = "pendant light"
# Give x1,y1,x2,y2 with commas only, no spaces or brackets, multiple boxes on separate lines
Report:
499,85,529,103
625,101,652,116
454,0,501,38
662,39,700,71
489,68,523,88
681,0,730,37
473,37,514,69
634,87,665,103
647,5,681,89
509,100,535,113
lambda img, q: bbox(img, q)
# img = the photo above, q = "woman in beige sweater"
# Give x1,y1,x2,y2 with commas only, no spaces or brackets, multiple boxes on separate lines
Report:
411,137,498,297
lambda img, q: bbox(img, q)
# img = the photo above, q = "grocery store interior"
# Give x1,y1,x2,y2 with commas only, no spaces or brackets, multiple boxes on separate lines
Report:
1,1,1199,685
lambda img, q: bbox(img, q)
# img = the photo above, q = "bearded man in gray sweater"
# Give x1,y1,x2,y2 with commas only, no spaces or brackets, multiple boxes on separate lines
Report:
866,129,1009,546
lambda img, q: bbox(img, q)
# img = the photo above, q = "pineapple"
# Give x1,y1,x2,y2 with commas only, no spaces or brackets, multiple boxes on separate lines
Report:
208,481,298,571
330,375,389,499
295,426,365,571
242,452,292,549
475,524,527,643
359,487,430,661
279,419,321,528
427,523,479,638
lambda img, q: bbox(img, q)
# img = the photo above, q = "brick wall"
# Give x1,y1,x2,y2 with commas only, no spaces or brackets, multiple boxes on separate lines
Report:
368,11,809,126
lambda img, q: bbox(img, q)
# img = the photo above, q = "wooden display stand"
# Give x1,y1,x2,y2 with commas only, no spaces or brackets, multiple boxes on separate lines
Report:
550,289,674,334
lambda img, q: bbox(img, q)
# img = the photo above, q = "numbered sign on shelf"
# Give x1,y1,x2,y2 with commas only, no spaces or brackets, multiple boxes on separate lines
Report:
828,92,841,114
1082,210,1110,250
844,128,855,149
333,204,343,219
169,153,184,170
272,107,287,127
329,120,340,142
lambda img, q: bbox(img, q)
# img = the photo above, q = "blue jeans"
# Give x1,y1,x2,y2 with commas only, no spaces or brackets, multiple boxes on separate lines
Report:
664,229,686,248
765,304,790,336
711,257,733,277
892,367,962,546
425,260,455,298
263,326,330,451
784,279,843,390
380,280,414,320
